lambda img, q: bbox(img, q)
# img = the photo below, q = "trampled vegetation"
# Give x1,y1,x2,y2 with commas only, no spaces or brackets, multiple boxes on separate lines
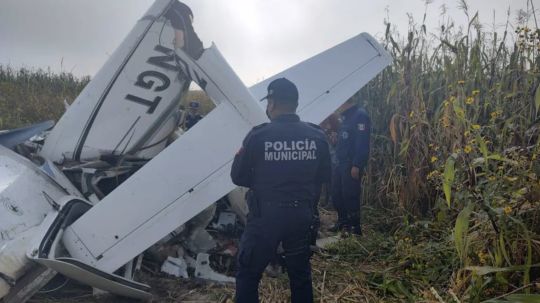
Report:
2,2,540,302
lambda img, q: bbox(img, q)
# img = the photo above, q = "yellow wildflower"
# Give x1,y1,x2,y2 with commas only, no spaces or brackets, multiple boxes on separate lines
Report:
409,111,415,118
477,251,489,265
464,145,473,154
431,156,438,163
464,131,470,137
472,124,481,130
427,170,440,180
490,111,498,119
472,90,480,96
443,100,450,107
466,97,474,104
504,206,512,215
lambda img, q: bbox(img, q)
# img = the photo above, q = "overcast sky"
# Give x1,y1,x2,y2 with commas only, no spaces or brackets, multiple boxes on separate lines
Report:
0,0,535,86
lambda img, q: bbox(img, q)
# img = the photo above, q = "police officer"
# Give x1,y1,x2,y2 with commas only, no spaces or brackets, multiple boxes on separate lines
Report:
331,99,371,235
184,101,203,130
231,78,331,303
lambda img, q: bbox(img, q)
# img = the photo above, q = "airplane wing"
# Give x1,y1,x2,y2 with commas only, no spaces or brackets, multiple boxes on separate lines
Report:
59,34,391,273
61,44,266,272
250,33,392,125
39,0,195,162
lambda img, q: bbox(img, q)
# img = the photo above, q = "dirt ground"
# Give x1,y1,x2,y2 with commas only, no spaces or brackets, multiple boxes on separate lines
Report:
30,209,339,303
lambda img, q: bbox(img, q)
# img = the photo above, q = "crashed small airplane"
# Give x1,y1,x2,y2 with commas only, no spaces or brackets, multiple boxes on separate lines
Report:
0,0,392,301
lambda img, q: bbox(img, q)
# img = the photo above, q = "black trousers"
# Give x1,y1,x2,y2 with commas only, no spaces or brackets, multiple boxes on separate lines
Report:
331,164,361,228
235,202,313,303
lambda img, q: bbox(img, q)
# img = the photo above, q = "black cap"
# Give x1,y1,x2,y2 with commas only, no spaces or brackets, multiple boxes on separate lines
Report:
260,78,299,104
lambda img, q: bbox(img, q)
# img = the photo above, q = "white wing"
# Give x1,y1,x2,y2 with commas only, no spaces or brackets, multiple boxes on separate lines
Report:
61,33,391,272
251,33,392,124
62,45,266,272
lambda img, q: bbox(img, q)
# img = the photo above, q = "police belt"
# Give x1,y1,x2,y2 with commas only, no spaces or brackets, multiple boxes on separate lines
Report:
262,200,312,208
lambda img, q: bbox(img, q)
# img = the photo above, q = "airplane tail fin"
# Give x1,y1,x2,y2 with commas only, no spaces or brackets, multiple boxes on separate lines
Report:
40,0,199,163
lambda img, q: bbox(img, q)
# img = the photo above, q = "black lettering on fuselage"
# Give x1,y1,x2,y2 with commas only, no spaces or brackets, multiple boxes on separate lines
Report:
147,45,182,72
172,53,207,90
135,70,170,92
125,94,161,114
125,44,208,113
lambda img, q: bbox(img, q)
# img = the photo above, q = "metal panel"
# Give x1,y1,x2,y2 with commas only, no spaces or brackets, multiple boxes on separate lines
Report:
250,33,392,124
64,102,252,270
62,32,391,273
33,258,151,301
0,146,67,249
40,0,189,162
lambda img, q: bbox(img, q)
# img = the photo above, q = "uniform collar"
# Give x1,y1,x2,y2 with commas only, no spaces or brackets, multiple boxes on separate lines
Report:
272,113,300,123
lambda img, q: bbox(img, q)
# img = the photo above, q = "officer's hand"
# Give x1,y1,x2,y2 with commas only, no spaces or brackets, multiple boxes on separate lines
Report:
351,166,361,180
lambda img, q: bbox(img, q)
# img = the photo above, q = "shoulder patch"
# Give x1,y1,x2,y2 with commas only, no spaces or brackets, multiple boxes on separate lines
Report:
358,123,366,131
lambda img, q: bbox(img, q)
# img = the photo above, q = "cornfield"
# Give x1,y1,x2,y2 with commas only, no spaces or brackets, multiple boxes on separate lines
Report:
0,66,88,129
350,1,540,301
2,1,540,301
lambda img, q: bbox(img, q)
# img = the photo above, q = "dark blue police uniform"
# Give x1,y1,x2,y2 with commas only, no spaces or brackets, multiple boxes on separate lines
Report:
184,112,203,129
231,114,331,303
332,105,371,234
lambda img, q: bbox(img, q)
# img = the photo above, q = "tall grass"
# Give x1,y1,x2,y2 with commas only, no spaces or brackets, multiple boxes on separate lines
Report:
353,1,540,301
0,66,212,130
0,66,89,129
